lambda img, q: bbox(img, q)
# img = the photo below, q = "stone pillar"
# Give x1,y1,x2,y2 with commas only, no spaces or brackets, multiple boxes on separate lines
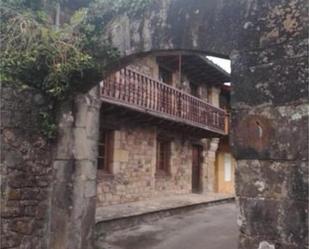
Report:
49,86,100,249
202,138,219,193
232,1,308,248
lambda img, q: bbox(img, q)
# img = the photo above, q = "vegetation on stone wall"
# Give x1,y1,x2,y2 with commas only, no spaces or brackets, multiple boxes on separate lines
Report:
0,0,151,139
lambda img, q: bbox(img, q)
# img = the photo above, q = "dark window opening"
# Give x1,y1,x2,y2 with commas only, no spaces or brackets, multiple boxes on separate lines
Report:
156,138,171,175
98,129,114,173
191,83,199,97
159,66,173,85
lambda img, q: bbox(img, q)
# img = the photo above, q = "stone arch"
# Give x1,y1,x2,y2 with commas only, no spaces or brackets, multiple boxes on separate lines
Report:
79,0,249,93
51,0,308,248
2,0,307,249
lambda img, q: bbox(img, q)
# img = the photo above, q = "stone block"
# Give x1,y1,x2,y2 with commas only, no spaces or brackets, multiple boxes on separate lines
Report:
232,55,308,108
10,219,35,235
7,189,21,200
232,38,308,71
114,149,129,162
238,197,281,238
73,128,98,160
235,0,308,51
54,126,74,160
231,104,308,160
238,234,300,249
280,200,308,245
1,231,22,248
235,160,308,200
75,160,97,181
287,161,309,201
84,181,96,198
1,206,22,218
238,197,308,246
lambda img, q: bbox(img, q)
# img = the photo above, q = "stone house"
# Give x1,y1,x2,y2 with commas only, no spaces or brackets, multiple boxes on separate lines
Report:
96,54,235,207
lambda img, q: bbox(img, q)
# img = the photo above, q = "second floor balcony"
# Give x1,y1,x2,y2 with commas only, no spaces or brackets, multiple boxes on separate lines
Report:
101,67,228,136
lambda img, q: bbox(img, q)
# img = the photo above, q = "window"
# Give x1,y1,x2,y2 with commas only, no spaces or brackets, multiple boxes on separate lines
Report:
98,129,114,173
207,87,212,104
156,138,171,174
191,83,199,97
159,66,173,85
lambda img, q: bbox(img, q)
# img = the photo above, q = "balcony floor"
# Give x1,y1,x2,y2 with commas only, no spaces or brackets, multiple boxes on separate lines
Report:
101,102,226,138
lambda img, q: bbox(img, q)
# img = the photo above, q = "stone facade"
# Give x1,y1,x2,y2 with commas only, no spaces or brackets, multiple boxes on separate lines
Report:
97,125,156,206
96,55,224,207
96,122,195,207
154,136,192,196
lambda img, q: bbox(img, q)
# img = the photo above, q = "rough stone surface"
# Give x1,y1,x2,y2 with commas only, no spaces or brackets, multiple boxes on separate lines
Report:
49,86,101,249
96,116,218,207
231,104,308,160
1,86,52,249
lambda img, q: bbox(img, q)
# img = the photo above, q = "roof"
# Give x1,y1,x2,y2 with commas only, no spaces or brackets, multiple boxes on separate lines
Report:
156,54,231,86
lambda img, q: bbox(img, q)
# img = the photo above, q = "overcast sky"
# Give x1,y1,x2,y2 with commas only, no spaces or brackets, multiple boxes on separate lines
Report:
207,56,231,74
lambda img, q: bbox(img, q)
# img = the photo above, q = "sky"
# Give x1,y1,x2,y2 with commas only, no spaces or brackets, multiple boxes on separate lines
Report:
206,56,231,74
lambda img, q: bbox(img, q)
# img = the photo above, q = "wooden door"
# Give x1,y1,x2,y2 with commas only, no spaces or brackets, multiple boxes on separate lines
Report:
192,145,202,193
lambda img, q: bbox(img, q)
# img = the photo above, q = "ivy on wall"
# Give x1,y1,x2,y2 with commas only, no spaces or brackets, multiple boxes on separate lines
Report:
0,0,151,139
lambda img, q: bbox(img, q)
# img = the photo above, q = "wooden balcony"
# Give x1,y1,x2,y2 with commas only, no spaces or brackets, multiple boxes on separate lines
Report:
101,68,227,136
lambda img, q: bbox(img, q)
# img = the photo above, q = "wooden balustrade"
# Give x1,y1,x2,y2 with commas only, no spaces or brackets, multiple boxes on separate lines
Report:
101,67,227,134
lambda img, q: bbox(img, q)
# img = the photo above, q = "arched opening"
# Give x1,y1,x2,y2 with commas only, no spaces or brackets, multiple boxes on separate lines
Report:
46,1,308,249
90,51,237,248
2,0,306,248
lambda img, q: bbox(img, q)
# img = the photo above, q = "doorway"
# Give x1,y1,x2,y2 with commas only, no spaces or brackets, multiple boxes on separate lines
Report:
192,145,202,193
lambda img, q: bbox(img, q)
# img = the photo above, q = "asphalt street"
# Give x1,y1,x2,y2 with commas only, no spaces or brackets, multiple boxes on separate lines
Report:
97,202,238,249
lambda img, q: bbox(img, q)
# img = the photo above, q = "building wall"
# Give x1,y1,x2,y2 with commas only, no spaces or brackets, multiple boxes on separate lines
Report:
215,138,236,194
96,55,227,206
129,55,159,79
96,121,194,207
154,137,192,196
97,126,156,206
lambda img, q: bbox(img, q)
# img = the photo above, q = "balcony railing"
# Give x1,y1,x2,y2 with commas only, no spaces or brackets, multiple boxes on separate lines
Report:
101,67,227,134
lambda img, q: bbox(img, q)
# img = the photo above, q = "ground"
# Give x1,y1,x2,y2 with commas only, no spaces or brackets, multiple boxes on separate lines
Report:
95,203,238,249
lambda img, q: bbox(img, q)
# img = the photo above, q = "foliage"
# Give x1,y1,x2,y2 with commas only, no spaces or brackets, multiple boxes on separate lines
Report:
0,4,112,100
0,0,152,139
39,111,58,139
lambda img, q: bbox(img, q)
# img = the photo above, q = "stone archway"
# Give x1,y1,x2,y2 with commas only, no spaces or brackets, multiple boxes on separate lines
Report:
2,0,307,249
50,1,308,248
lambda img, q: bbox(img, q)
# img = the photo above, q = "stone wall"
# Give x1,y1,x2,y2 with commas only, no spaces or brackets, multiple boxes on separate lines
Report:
230,1,308,248
154,137,192,196
97,126,156,206
1,86,52,249
96,118,194,207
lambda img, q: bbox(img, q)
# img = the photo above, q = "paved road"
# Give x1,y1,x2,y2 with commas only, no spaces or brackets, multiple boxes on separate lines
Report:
97,203,238,249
